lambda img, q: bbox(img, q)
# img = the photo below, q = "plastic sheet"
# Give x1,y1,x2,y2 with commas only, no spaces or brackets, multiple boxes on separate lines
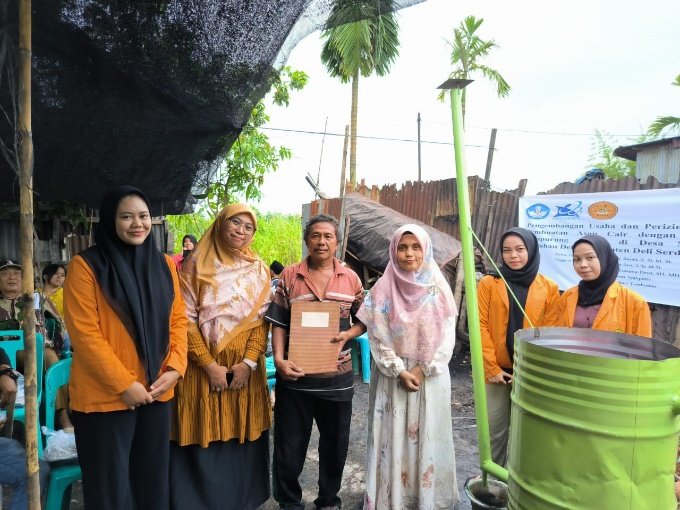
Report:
42,426,78,462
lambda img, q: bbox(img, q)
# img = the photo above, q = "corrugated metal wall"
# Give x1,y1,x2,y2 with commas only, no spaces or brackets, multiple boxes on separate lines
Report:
637,145,680,185
309,175,680,344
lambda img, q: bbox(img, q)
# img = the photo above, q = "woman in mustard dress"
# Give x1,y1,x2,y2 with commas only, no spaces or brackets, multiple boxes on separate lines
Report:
170,203,273,510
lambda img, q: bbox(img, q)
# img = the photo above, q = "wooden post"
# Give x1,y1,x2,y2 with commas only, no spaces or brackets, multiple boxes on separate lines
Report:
18,0,41,507
483,128,497,186
340,215,350,261
417,112,422,181
339,124,349,196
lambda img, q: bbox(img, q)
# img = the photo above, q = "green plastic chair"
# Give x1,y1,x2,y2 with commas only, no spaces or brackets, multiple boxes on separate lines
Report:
43,358,81,510
0,330,45,436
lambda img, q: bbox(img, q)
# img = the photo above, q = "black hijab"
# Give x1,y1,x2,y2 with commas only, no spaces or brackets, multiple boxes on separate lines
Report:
573,234,619,307
80,186,174,384
181,234,197,259
498,227,541,361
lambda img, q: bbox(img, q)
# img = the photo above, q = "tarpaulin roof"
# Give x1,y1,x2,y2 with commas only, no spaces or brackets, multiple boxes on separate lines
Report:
0,0,423,214
344,193,462,281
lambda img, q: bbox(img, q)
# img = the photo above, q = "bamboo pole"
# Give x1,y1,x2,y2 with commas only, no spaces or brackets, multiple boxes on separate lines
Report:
18,0,41,507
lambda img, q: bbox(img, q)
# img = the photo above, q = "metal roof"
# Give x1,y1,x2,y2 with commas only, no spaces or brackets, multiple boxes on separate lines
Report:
613,136,680,161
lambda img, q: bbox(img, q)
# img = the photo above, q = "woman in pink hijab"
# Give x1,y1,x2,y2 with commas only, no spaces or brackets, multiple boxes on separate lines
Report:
358,224,459,510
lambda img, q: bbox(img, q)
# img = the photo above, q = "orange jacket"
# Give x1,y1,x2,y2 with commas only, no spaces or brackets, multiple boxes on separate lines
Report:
556,281,652,338
64,255,188,412
478,274,560,379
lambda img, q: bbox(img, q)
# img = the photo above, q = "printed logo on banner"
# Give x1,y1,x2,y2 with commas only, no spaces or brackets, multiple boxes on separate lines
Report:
525,203,551,219
588,201,619,220
554,201,582,219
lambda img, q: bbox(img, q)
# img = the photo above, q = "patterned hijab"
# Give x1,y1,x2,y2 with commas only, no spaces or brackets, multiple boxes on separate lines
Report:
180,203,271,355
357,224,457,362
573,234,619,307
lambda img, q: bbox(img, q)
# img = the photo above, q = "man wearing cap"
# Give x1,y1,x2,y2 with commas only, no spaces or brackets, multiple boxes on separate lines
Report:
0,259,62,369
0,259,23,330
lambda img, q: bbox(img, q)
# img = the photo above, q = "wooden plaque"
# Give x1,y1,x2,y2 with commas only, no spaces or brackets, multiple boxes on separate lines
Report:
288,301,341,374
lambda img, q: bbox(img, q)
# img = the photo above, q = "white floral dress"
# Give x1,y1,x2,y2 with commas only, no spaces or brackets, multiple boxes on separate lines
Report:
363,308,459,510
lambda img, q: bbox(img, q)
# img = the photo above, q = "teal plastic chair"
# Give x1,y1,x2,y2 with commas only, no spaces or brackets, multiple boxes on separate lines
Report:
351,333,371,384
0,330,45,431
0,329,24,365
43,358,81,510
265,355,276,391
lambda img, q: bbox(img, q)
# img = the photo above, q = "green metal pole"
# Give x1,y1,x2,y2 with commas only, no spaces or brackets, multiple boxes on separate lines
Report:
448,87,508,482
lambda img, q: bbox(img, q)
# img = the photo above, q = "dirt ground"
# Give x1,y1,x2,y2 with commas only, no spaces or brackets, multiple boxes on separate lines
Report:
3,351,479,510
258,350,479,510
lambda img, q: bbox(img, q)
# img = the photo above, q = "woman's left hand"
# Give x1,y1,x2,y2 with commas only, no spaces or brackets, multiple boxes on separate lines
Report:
410,365,425,385
228,362,250,390
149,369,181,399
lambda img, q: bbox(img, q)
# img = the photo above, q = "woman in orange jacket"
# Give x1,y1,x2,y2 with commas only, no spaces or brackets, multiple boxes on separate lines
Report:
556,234,652,337
64,186,187,510
478,227,560,466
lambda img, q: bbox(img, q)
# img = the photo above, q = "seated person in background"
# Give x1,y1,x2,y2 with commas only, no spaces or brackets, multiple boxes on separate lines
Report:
40,264,67,318
1,346,50,509
0,258,72,431
0,259,64,368
39,263,73,431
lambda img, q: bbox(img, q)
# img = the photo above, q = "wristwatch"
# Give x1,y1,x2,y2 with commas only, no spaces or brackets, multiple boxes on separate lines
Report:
0,367,19,381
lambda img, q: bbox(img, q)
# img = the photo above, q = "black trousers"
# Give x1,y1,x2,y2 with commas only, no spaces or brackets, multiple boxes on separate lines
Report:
273,383,352,509
71,400,171,510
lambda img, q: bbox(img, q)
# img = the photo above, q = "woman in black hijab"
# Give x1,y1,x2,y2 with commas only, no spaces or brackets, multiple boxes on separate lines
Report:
556,234,652,337
477,227,560,466
172,234,198,271
63,185,188,509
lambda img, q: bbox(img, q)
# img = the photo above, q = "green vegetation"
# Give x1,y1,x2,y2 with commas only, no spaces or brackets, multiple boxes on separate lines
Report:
201,66,308,219
165,213,212,253
588,130,642,179
648,74,680,139
250,212,302,266
166,211,302,266
439,15,511,120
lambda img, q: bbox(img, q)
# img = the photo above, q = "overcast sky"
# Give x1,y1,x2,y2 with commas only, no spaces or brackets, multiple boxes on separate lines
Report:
256,0,679,214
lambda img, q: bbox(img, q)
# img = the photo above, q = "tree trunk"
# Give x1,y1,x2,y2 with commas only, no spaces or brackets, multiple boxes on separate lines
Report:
18,0,41,507
340,124,349,196
349,69,359,185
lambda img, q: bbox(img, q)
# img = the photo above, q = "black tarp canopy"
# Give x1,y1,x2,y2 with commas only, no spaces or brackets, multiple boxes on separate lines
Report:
0,0,423,214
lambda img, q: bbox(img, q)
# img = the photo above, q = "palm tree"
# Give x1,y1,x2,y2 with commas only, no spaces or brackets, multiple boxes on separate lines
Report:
321,0,400,186
440,15,511,121
648,75,680,138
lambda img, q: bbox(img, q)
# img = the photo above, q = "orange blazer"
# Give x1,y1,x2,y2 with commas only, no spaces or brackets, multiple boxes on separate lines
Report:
64,255,188,412
556,281,652,338
478,274,560,379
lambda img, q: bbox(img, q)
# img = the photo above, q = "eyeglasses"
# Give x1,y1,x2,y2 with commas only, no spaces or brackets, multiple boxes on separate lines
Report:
228,217,255,234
